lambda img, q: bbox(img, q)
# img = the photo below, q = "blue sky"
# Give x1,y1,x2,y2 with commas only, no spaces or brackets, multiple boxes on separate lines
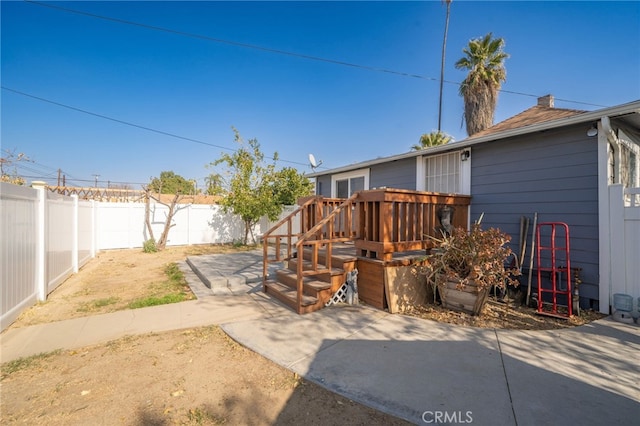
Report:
2,1,639,189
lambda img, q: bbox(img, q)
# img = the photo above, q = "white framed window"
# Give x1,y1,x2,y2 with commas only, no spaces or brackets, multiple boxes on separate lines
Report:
331,169,369,198
417,150,470,195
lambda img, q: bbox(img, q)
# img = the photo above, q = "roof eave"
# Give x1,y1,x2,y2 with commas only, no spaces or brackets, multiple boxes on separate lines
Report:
463,100,640,146
307,100,640,178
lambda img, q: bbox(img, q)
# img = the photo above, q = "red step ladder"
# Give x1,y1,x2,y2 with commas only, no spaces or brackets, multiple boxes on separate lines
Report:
536,222,573,318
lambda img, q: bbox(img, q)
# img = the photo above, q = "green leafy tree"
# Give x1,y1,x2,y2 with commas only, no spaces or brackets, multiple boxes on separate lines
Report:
149,171,195,195
455,32,509,136
272,167,314,205
204,172,225,196
212,128,282,244
411,131,453,151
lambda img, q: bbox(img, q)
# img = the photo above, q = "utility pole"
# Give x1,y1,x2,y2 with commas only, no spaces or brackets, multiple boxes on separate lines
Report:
93,174,100,187
57,169,62,186
437,0,452,131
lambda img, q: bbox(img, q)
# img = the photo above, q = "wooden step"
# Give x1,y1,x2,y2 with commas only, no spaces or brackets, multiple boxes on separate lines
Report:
286,259,347,289
300,248,357,271
264,280,325,314
276,270,332,293
288,258,345,277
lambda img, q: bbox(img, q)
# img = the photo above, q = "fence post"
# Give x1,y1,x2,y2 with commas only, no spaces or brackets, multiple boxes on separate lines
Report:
91,200,97,258
72,194,79,273
32,181,47,301
187,203,191,246
129,202,134,249
609,184,625,308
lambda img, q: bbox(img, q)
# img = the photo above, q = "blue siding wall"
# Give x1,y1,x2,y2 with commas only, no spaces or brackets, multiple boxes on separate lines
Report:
370,158,416,190
470,125,600,307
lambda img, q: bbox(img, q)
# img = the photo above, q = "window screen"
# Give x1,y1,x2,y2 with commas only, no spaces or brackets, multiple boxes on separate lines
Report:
425,152,460,193
336,179,349,198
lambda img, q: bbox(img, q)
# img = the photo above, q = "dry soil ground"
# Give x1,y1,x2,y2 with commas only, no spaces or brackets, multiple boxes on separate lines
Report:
1,246,412,425
1,245,604,425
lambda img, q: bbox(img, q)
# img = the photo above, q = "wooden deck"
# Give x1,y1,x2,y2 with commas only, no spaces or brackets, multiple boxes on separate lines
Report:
262,189,470,314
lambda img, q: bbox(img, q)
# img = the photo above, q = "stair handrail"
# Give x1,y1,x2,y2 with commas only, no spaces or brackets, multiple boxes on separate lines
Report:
292,192,360,310
295,192,359,246
264,197,318,252
262,196,320,286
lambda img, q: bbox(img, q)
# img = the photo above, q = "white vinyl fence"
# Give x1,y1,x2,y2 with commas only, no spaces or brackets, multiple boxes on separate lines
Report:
1,184,39,331
605,185,640,313
1,184,97,330
95,203,248,249
1,182,295,331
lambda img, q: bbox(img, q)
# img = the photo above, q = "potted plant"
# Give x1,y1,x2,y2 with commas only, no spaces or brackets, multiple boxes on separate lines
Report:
424,223,520,315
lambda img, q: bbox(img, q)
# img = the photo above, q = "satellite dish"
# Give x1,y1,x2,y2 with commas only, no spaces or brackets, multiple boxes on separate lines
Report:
308,153,322,170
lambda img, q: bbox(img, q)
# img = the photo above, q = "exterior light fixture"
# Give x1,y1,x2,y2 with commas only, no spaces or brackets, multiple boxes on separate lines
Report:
587,124,598,137
460,149,471,161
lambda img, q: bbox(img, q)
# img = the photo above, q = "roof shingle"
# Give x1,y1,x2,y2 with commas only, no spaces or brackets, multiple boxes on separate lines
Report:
471,104,586,138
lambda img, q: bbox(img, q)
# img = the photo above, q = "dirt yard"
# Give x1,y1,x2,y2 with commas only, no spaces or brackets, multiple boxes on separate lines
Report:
1,246,412,425
8,245,229,328
1,326,413,425
1,245,604,424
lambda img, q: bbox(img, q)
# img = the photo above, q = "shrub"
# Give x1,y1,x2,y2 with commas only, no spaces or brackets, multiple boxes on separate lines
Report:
143,238,158,253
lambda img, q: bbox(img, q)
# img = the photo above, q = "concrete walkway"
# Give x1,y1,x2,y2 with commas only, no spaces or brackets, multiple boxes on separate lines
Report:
2,250,639,425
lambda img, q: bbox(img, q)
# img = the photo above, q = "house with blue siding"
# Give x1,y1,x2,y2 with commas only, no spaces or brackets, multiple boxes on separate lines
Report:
309,96,640,313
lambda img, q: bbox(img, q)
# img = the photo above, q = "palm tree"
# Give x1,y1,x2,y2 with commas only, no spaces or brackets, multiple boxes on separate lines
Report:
437,0,452,131
412,131,453,151
455,33,509,136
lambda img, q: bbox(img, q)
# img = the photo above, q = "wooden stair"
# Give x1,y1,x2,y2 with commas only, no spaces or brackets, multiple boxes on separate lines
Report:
264,247,357,314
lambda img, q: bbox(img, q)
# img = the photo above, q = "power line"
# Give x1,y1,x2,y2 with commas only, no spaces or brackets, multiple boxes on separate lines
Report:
15,163,57,177
25,0,437,82
0,148,77,181
23,0,608,108
16,174,148,187
6,154,78,180
1,86,313,168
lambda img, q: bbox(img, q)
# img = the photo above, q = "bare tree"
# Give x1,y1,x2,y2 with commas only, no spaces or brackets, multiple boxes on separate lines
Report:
143,187,188,250
1,149,32,185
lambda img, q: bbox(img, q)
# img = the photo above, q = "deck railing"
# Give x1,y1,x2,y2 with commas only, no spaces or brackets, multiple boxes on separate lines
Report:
354,188,471,260
262,188,471,311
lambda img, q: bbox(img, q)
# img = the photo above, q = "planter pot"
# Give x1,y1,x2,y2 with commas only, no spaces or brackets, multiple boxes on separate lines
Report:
440,279,490,316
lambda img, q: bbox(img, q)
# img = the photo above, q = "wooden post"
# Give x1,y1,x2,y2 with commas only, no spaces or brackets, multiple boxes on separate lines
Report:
380,201,393,258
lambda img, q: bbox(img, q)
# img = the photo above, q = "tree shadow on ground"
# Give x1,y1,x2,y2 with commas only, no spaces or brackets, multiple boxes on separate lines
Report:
222,306,639,425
